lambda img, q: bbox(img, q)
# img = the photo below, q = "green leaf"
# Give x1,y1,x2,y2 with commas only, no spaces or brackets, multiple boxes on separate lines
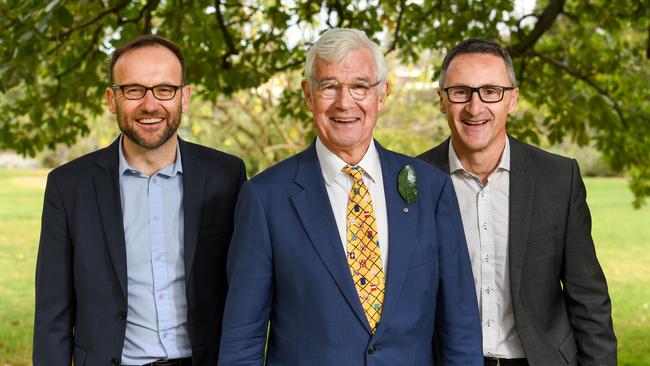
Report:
55,5,74,28
398,164,418,204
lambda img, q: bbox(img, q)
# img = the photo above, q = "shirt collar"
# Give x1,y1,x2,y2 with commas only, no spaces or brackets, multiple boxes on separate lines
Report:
118,134,183,177
315,137,382,186
448,137,510,175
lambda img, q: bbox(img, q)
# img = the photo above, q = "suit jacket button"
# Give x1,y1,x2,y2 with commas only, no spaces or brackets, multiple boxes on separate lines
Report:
118,311,127,320
367,345,378,355
111,358,120,365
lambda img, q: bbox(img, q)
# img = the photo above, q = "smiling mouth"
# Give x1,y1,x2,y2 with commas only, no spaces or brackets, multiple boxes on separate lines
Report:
331,117,358,123
462,119,488,126
136,117,164,125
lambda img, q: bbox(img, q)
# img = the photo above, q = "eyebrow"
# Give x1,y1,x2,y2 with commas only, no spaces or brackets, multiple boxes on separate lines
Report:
114,81,181,86
316,76,374,83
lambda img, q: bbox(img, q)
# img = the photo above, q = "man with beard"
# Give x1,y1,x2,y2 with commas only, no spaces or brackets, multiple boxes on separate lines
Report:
33,35,247,366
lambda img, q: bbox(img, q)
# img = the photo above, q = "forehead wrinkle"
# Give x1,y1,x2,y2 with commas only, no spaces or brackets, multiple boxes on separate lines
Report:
117,81,179,87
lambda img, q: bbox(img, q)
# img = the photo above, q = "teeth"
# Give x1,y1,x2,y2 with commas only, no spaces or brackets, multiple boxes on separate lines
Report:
138,118,163,124
333,118,356,122
463,120,486,125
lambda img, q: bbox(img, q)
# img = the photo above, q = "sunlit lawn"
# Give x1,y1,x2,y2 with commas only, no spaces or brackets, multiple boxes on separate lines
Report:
0,170,648,365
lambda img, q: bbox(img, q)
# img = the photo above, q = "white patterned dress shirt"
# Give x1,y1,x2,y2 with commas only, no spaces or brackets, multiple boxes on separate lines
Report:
448,138,525,358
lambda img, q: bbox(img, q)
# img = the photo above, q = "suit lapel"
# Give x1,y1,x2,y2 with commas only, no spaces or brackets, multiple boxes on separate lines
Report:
290,145,370,332
427,139,451,173
372,144,418,339
507,137,534,305
180,139,204,282
93,138,128,300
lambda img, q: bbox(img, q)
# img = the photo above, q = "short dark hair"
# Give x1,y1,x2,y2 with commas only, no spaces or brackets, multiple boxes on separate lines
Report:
439,38,516,88
108,34,185,83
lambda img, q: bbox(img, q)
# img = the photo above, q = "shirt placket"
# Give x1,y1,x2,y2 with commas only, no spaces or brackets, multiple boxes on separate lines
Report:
478,183,498,354
148,175,174,354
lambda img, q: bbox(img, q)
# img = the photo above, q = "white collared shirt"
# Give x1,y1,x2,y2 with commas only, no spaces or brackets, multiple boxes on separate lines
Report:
448,138,525,358
315,138,389,271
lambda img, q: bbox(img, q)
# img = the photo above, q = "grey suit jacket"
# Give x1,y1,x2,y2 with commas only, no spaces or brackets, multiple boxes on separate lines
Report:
33,137,246,366
418,136,616,366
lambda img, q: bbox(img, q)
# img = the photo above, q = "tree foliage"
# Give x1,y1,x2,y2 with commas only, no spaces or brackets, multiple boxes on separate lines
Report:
0,0,648,204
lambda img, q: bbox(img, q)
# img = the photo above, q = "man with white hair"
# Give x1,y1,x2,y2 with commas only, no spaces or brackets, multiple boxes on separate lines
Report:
217,28,483,366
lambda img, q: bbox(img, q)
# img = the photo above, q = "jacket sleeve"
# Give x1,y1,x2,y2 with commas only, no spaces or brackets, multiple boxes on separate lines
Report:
434,176,484,366
33,172,75,366
563,160,617,365
218,182,273,366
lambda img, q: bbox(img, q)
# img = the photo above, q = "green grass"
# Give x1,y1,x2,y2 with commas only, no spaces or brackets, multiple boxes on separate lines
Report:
585,178,650,365
0,169,47,366
0,171,648,365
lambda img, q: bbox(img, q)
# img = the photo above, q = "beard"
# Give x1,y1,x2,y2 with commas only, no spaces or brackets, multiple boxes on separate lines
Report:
116,104,182,150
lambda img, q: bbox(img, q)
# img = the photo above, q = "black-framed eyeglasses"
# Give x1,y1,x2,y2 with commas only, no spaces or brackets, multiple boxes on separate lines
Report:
313,80,382,101
111,84,184,101
443,85,516,103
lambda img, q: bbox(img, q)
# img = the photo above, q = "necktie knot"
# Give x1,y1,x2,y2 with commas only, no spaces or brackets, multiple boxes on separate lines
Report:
343,165,364,182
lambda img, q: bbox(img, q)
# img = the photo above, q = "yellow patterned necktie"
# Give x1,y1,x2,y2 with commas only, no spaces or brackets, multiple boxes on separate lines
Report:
342,165,385,333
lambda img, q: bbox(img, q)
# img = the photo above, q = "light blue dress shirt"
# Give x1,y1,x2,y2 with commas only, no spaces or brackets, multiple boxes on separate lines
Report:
118,136,191,365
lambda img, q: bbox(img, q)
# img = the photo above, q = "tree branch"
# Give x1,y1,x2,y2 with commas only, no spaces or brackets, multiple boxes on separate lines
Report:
385,0,406,55
55,26,104,79
214,0,239,69
509,0,565,57
272,58,304,73
44,0,130,56
54,0,130,41
141,0,160,34
529,50,627,128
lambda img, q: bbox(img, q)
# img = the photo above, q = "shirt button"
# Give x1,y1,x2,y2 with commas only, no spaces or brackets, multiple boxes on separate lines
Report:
152,216,159,222
118,310,127,320
158,293,165,300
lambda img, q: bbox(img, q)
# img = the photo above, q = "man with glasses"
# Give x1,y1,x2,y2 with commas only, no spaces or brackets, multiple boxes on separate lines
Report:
33,35,247,366
217,28,482,366
419,39,616,366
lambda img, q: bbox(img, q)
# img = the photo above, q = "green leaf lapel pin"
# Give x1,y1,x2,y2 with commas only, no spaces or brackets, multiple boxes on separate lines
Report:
398,164,418,204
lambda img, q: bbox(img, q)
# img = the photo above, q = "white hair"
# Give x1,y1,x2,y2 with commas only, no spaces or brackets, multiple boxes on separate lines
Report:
304,28,387,90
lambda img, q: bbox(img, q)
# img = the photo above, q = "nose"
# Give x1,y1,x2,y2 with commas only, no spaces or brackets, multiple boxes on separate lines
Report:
333,85,355,109
464,90,484,115
140,89,159,112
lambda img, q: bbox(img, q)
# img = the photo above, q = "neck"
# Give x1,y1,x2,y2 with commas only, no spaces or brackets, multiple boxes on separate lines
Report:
122,135,178,176
320,138,372,166
453,135,506,184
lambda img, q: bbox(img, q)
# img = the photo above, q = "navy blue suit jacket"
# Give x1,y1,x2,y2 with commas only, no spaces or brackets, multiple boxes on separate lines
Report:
218,142,482,366
33,137,246,365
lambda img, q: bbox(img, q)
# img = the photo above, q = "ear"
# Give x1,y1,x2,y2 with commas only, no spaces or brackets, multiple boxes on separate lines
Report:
377,81,389,112
437,89,447,114
106,87,117,114
508,87,519,114
181,85,192,113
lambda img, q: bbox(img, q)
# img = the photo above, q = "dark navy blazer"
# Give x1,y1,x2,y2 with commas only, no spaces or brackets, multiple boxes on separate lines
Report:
33,137,246,365
218,141,482,366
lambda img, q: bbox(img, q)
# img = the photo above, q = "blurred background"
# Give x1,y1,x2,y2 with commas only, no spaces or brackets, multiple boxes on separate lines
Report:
0,0,648,364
